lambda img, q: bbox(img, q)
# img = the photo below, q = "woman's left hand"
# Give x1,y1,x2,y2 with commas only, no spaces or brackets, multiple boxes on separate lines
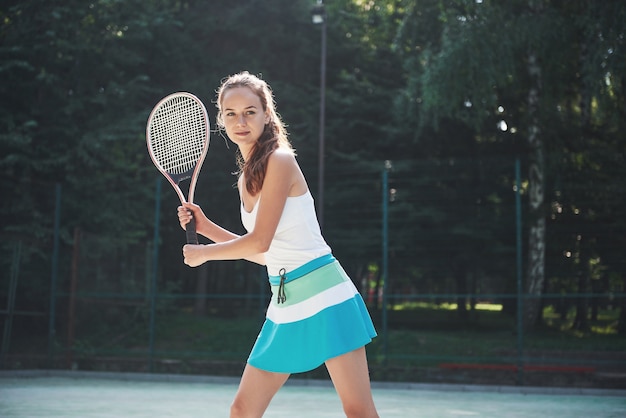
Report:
182,244,209,267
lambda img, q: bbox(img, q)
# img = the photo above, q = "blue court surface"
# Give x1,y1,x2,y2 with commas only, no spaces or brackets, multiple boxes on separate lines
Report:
0,371,624,417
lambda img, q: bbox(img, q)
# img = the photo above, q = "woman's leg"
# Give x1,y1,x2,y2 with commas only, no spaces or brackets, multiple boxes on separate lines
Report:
230,364,290,418
325,347,379,418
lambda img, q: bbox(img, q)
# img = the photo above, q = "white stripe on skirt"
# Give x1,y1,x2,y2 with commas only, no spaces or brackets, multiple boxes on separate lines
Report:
266,281,359,325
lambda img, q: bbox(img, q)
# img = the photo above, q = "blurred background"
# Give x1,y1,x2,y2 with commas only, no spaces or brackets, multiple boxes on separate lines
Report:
1,0,625,388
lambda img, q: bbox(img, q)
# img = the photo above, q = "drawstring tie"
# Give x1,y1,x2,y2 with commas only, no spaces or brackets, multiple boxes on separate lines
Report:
277,268,287,304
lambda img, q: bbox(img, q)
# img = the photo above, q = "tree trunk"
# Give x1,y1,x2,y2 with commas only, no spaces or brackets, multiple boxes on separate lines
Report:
453,257,469,321
571,29,593,332
524,47,546,331
572,237,591,331
618,276,626,336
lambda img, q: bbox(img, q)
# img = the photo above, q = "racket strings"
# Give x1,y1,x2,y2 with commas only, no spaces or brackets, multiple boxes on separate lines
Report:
149,96,207,175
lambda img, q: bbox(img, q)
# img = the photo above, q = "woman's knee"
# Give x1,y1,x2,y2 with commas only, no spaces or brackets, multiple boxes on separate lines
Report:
230,397,257,418
229,398,243,418
342,401,379,418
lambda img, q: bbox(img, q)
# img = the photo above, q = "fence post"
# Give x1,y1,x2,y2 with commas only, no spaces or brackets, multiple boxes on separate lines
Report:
66,227,81,368
381,160,391,361
515,158,525,385
1,241,21,367
48,183,62,367
149,178,161,372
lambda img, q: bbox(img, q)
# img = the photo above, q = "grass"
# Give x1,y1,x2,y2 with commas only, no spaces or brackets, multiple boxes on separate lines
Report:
152,314,260,359
364,303,626,369
393,301,503,312
8,302,624,377
135,304,625,366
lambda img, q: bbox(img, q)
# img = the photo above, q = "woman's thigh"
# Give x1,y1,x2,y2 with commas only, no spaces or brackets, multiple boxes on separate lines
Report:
325,347,379,418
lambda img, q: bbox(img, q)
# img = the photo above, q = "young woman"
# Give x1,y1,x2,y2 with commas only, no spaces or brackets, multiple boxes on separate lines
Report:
177,71,379,418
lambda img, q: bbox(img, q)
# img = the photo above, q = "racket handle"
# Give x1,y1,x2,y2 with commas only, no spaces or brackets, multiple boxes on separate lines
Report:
186,216,199,244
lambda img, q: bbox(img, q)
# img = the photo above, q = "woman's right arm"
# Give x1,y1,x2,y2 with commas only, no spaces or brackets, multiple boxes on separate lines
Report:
177,204,266,265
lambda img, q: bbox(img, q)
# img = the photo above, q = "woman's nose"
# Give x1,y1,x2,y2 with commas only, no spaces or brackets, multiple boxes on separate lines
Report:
236,114,246,126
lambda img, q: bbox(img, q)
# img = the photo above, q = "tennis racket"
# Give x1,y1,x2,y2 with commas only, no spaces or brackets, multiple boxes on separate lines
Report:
146,92,210,244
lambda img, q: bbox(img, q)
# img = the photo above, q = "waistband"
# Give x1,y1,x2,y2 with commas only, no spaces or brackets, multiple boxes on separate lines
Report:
268,254,336,286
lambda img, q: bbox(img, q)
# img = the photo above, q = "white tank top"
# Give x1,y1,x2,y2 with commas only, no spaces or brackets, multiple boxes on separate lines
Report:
241,191,332,276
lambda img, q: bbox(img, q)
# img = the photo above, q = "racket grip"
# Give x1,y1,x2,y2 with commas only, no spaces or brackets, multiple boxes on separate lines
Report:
186,216,199,244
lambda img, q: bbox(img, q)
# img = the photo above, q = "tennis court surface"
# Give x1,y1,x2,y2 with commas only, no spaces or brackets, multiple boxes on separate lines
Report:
1,370,625,417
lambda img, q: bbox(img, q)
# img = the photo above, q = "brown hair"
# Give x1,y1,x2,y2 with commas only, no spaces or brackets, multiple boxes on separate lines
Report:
216,71,293,196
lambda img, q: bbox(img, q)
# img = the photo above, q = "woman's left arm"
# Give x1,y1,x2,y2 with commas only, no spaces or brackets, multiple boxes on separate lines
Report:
182,150,295,267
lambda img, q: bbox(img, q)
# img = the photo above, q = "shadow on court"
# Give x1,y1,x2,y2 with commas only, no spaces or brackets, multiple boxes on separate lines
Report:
0,371,625,417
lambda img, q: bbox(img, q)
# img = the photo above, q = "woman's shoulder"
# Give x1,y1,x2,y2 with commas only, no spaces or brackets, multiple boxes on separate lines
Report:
267,147,307,196
271,146,296,158
268,147,297,167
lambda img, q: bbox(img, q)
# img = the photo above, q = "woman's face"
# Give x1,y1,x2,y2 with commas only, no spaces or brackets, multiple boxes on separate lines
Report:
220,86,269,152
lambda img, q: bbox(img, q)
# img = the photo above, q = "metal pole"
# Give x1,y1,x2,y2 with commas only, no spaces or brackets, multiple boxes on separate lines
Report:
149,178,161,372
515,158,524,385
67,227,81,368
1,241,21,367
48,183,62,367
382,161,391,361
317,12,327,228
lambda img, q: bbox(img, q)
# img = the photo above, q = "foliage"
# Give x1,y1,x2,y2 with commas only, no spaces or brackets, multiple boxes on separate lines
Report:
0,0,625,344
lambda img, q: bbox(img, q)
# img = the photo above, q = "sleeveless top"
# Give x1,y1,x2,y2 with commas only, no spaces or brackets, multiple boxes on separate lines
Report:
240,191,332,276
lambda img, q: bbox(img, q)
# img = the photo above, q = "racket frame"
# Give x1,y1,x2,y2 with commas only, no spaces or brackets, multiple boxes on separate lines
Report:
146,92,210,244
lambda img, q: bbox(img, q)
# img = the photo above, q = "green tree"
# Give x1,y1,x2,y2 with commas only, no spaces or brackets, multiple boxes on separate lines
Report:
0,0,168,310
394,0,626,330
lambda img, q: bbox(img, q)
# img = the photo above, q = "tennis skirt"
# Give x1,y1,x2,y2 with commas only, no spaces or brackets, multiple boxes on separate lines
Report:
247,254,377,374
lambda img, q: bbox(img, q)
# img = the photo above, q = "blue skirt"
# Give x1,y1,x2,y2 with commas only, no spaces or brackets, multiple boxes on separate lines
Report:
247,254,377,374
